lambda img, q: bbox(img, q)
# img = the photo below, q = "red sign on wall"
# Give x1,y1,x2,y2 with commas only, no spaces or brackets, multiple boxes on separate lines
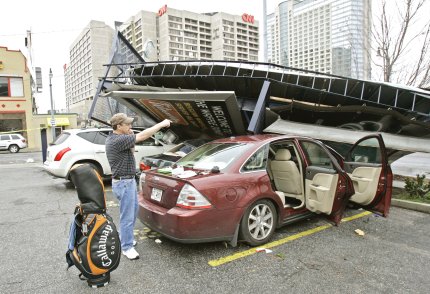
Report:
158,5,167,16
242,13,254,24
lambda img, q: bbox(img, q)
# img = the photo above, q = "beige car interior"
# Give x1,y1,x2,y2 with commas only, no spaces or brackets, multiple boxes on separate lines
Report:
305,174,339,214
268,141,340,214
301,142,339,215
268,138,383,215
269,145,305,209
348,166,382,205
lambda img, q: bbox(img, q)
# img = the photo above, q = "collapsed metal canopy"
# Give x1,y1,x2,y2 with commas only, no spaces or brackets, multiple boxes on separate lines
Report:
91,59,430,138
264,119,430,154
88,31,430,155
129,61,430,118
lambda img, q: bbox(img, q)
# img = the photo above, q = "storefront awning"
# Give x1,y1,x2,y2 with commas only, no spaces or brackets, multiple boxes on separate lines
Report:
46,117,70,127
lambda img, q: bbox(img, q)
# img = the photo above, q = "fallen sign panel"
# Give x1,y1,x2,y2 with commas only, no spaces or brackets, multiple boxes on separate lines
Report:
104,91,246,140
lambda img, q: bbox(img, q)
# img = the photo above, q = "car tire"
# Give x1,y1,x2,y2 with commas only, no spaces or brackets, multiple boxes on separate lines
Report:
240,199,277,246
9,144,20,153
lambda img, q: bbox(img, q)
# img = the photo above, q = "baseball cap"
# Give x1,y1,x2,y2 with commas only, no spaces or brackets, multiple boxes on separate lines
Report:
109,113,134,127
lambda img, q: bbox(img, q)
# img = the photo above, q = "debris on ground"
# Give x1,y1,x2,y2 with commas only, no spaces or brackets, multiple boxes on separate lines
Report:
256,248,272,253
275,253,286,260
106,200,119,207
354,229,365,236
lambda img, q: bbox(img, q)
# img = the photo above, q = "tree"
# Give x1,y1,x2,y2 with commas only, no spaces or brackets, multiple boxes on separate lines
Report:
372,0,430,88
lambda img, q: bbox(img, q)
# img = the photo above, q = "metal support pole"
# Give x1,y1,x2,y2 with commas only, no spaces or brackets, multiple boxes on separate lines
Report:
248,80,271,134
49,68,56,141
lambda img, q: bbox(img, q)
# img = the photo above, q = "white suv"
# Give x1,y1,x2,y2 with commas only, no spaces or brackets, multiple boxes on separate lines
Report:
0,134,27,153
43,128,175,181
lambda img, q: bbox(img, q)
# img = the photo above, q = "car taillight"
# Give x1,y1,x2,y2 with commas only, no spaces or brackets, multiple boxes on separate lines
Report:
54,147,71,161
176,184,212,209
21,139,26,143
140,162,151,171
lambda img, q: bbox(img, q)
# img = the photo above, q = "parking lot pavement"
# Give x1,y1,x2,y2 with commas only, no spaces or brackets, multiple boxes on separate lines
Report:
1,160,430,293
0,151,42,165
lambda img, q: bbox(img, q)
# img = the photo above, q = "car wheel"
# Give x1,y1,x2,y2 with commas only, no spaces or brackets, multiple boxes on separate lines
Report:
240,199,277,246
9,144,20,153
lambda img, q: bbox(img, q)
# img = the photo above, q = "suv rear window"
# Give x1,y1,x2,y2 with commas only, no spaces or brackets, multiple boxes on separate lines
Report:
77,131,97,143
93,131,110,145
11,135,21,140
74,130,111,145
52,133,70,145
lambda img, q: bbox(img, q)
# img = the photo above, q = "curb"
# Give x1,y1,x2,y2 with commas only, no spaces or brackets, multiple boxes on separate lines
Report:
391,199,430,214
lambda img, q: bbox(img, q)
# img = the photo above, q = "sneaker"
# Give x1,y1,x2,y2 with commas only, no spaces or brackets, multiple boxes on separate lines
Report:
133,240,137,246
122,247,139,260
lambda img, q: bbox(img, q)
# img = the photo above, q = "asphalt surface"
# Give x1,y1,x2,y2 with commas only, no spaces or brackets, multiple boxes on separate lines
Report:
1,152,430,293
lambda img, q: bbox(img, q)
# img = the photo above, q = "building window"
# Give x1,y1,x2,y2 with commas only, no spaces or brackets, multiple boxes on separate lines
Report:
0,77,24,97
168,15,182,22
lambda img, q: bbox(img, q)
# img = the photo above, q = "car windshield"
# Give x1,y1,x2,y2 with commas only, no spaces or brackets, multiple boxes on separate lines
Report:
177,142,250,171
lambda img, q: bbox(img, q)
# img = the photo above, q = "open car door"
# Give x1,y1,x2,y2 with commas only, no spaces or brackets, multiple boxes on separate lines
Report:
300,140,353,225
344,134,392,217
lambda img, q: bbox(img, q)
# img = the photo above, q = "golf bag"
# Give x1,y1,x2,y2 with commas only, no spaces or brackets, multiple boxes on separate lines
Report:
66,164,121,288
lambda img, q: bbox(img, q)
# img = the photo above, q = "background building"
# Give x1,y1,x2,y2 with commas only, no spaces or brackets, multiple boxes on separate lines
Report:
1,46,77,151
119,6,259,62
64,20,115,125
65,7,258,124
0,47,34,145
267,0,371,79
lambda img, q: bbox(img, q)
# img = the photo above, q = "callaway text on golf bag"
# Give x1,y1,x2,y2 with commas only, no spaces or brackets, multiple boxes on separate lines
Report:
66,164,121,288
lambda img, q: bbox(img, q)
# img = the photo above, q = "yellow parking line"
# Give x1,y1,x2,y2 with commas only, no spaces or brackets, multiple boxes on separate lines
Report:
208,210,372,267
341,210,372,222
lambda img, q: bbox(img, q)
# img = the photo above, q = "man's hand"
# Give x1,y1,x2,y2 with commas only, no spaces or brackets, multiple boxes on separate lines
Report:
160,119,172,128
135,119,173,143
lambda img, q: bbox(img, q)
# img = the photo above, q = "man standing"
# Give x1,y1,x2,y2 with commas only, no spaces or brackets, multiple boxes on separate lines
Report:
106,113,171,260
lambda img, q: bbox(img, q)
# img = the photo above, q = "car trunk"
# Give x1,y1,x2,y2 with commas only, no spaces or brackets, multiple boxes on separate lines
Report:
142,169,223,209
142,172,184,209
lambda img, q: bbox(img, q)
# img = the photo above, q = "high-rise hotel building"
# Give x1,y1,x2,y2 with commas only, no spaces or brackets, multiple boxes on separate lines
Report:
119,6,259,62
64,20,114,122
64,8,258,123
267,0,371,79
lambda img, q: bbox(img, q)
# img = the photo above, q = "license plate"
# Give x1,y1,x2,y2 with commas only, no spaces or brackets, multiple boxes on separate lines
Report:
151,188,163,202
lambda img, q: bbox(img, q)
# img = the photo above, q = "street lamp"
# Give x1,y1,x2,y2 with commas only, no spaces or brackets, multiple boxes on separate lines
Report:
49,68,56,141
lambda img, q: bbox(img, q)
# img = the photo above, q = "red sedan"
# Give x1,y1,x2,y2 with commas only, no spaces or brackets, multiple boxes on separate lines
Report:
138,134,392,246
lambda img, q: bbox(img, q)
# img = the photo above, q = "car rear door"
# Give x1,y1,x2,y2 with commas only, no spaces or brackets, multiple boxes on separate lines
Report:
92,130,111,175
300,140,353,224
344,134,392,217
0,135,10,149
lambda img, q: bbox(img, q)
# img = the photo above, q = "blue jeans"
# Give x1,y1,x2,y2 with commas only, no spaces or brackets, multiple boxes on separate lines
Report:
112,178,138,251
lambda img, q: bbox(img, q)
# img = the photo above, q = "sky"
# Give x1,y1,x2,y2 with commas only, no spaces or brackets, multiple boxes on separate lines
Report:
1,0,279,113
